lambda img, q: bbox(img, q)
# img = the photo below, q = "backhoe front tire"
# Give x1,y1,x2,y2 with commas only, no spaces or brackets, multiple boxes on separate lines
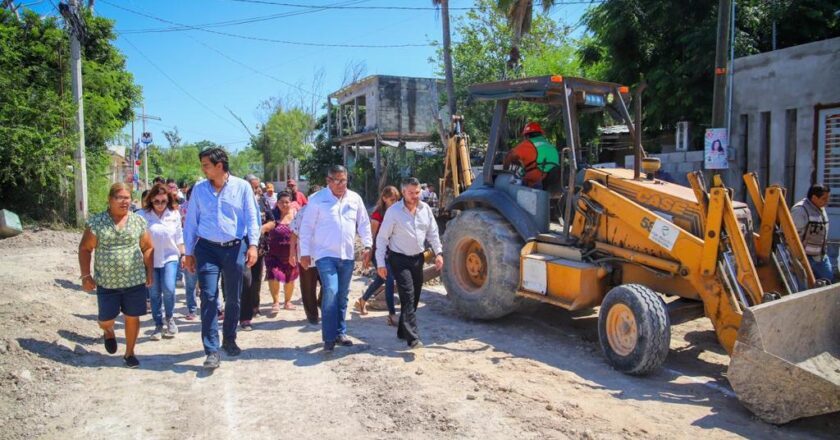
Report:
598,284,670,375
441,208,523,320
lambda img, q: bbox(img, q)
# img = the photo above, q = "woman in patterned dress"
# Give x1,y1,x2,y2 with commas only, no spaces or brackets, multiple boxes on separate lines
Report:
263,191,299,314
78,183,154,368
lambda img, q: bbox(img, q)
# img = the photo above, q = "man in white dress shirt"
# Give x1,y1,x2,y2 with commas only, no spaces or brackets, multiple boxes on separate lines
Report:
298,165,372,351
376,177,444,349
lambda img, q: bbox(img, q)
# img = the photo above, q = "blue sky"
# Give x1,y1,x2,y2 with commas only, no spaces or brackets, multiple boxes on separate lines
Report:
32,0,594,151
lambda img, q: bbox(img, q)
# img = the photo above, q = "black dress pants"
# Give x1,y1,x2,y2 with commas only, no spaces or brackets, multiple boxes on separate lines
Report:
239,254,264,322
389,251,425,345
299,266,322,323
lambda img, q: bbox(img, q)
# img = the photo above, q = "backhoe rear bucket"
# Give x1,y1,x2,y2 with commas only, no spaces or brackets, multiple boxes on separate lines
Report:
727,284,840,424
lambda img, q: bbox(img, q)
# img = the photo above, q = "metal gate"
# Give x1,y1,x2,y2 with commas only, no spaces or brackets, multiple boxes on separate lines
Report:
817,105,840,240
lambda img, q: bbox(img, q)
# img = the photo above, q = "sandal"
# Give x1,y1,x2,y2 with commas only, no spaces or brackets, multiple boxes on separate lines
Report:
271,303,281,314
355,298,368,315
283,302,296,310
387,314,398,326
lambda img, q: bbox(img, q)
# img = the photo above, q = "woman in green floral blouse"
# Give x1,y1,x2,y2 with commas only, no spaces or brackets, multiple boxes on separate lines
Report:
78,183,154,368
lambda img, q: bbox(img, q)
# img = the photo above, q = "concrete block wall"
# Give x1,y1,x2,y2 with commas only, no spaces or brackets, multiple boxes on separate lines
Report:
728,37,840,203
624,151,704,186
376,76,440,135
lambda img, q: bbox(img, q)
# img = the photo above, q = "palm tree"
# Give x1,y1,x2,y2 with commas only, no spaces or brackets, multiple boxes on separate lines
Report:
496,0,556,74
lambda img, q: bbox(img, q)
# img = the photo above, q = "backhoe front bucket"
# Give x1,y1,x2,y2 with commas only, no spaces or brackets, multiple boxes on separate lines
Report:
727,284,840,424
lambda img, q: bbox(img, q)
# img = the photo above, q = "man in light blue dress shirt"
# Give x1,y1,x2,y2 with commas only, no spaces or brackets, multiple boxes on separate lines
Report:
183,148,260,369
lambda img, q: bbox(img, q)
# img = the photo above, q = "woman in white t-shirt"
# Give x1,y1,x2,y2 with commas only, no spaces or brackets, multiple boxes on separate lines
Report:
141,184,185,341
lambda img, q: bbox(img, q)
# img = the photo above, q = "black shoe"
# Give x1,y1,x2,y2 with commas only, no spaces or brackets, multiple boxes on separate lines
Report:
323,341,335,352
123,355,140,368
308,318,320,325
222,340,241,357
409,339,424,350
335,335,353,347
104,337,117,354
203,352,220,369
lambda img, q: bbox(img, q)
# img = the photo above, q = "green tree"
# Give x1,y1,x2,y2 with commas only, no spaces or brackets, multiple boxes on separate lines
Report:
0,7,140,221
252,103,314,181
438,0,581,146
495,0,557,72
580,0,839,143
300,111,342,187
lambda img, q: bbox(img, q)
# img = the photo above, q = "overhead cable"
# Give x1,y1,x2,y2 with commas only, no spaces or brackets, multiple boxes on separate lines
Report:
101,0,434,48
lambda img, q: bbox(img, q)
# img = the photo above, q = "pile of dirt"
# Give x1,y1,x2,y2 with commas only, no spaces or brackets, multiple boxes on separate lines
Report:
0,227,79,250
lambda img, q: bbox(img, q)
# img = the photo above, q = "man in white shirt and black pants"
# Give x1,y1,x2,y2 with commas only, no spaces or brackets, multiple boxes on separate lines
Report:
298,165,372,351
376,177,444,349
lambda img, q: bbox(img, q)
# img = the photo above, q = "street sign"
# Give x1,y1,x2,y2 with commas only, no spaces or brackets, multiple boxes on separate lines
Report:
140,132,153,145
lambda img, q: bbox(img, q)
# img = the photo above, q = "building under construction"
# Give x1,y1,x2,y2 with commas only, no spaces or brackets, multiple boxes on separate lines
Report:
327,75,443,189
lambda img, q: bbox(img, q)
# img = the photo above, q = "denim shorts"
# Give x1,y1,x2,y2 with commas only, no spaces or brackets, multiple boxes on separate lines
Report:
97,284,148,321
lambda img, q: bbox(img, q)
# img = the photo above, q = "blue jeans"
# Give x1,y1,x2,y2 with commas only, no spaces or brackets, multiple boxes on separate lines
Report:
150,260,178,326
194,239,246,355
808,255,834,282
315,257,355,343
184,268,198,314
361,270,396,315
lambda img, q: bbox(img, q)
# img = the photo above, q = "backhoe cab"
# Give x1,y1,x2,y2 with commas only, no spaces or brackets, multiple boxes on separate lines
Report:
440,75,840,424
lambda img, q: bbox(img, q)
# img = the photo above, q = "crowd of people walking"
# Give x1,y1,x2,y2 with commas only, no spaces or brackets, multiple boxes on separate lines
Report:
77,147,443,369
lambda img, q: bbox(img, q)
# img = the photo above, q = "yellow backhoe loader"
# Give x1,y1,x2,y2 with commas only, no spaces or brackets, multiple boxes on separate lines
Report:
441,75,840,424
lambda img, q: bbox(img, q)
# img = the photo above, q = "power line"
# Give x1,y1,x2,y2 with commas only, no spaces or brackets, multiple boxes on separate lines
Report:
184,34,324,100
120,37,243,132
190,12,423,93
100,0,434,48
228,0,602,8
117,0,368,34
227,0,474,10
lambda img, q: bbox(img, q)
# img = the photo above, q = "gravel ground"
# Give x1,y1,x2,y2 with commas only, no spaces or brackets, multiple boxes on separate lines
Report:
0,228,837,440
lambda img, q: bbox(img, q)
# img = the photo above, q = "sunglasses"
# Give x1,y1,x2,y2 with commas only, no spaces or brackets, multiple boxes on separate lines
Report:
152,199,168,205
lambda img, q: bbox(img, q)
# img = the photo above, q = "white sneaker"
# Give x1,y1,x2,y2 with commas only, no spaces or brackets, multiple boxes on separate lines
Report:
150,325,163,341
163,317,178,338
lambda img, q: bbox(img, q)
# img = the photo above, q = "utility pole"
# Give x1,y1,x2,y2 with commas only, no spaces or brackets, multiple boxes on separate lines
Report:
440,0,456,119
2,0,21,21
136,103,161,189
711,0,732,128
60,0,88,227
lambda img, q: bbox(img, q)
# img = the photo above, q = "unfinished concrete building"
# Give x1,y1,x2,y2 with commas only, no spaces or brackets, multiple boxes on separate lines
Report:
327,75,442,183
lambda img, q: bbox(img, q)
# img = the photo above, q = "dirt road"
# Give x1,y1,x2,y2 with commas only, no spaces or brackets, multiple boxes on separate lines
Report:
0,229,837,439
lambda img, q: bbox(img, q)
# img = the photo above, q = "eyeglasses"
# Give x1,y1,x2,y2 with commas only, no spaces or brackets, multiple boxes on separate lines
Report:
152,199,168,205
328,178,347,185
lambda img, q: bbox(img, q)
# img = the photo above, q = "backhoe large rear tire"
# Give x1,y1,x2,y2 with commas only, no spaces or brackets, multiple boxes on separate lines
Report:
442,208,523,320
598,284,670,375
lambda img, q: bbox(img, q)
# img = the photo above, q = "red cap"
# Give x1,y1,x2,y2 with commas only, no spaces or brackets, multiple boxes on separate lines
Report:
522,121,543,136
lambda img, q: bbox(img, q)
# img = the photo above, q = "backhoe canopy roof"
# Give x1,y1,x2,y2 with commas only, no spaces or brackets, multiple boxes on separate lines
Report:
468,75,629,108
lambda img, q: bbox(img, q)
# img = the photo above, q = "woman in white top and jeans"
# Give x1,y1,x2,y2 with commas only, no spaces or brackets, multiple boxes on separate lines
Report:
142,183,185,340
